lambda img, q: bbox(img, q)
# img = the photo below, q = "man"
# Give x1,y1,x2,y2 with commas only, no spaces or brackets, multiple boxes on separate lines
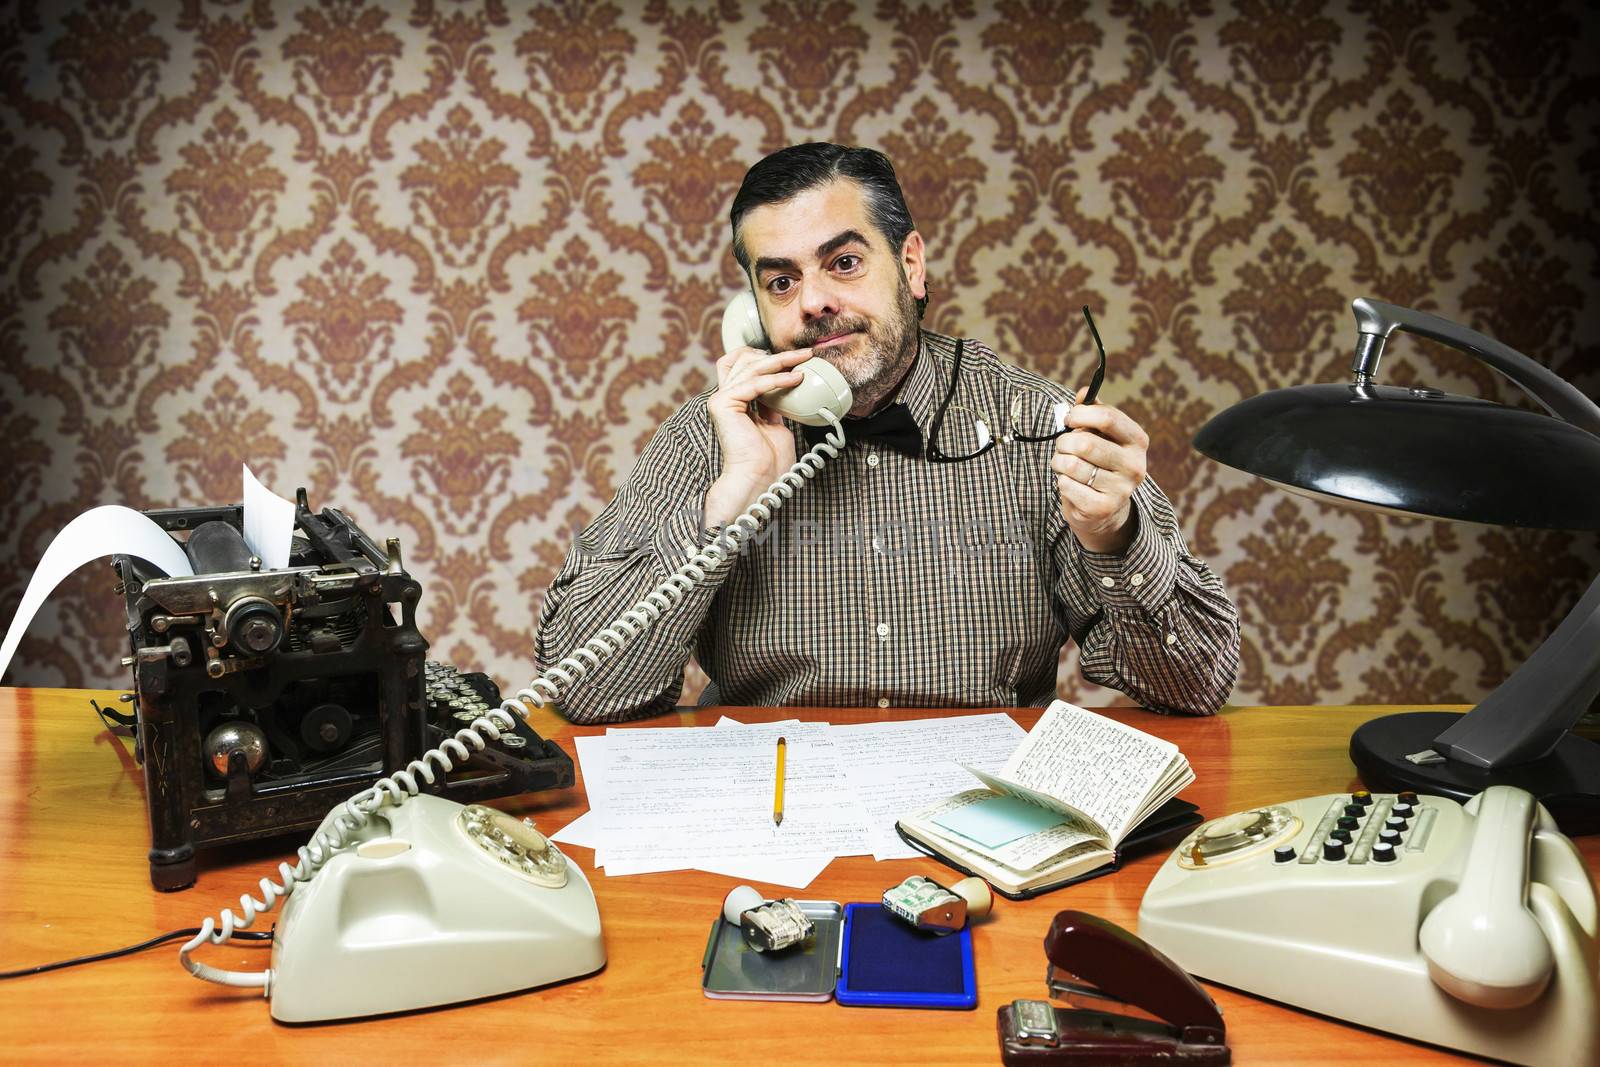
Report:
536,143,1240,723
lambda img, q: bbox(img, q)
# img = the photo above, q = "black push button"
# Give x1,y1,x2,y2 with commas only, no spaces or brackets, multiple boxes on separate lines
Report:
1331,827,1352,843
1323,839,1346,860
1337,816,1359,831
1373,841,1397,863
1398,790,1419,805
1343,804,1363,818
1352,790,1373,806
1386,816,1408,832
1379,828,1402,845
1392,803,1414,819
1274,846,1296,863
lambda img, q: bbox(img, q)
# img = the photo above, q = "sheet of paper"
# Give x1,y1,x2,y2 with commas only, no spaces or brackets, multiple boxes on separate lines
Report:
573,734,616,868
550,810,601,850
602,852,834,889
932,791,1067,847
587,721,868,873
689,853,833,889
997,700,1180,842
242,464,295,570
831,713,1026,861
0,505,193,684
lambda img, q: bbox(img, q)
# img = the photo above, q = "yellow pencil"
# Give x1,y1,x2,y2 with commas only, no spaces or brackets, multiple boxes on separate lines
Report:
773,736,787,827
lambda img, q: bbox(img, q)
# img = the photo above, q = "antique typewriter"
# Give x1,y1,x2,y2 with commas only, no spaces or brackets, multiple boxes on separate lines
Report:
111,491,571,890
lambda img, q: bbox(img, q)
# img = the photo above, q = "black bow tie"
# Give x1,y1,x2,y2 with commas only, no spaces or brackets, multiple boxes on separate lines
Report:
801,402,922,458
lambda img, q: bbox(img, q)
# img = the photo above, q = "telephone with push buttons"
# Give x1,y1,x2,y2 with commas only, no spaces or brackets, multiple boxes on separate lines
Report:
1138,785,1598,1066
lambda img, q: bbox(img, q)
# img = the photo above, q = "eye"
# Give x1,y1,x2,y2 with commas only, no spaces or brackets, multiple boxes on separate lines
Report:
766,276,793,296
833,254,862,273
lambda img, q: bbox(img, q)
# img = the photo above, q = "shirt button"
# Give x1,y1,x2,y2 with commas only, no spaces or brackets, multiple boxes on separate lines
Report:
1100,576,1115,589
871,536,883,553
877,697,890,708
866,453,880,468
1130,572,1145,587
1166,632,1178,646
875,622,890,638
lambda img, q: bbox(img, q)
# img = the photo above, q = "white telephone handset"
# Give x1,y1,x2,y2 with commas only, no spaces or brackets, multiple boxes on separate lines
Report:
1419,785,1554,1008
720,290,852,426
181,296,854,1022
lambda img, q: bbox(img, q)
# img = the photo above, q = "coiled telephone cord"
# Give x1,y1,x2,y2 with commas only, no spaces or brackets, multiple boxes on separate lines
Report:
181,416,845,992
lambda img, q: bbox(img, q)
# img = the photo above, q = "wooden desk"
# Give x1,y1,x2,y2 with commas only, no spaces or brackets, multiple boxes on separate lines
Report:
1,690,1592,1064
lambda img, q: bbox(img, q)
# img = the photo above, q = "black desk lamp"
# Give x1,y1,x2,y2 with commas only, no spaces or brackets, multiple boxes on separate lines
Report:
1193,298,1600,833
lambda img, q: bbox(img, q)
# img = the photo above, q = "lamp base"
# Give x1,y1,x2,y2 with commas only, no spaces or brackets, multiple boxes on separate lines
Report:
1349,711,1600,836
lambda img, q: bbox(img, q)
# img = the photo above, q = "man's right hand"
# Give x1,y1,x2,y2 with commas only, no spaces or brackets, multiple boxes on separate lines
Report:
702,346,815,527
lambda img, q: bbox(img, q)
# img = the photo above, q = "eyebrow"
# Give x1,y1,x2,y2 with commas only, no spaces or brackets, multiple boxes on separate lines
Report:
752,229,871,278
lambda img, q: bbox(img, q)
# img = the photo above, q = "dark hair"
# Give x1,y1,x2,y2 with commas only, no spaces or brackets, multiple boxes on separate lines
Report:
729,142,917,275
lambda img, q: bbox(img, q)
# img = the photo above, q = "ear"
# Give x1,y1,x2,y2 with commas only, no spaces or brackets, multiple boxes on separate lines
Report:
900,230,927,301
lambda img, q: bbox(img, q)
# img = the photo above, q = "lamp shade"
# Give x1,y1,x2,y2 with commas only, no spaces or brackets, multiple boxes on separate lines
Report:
1193,382,1600,531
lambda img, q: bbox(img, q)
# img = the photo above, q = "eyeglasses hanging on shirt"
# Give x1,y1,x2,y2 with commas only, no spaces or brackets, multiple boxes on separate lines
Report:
928,305,1108,464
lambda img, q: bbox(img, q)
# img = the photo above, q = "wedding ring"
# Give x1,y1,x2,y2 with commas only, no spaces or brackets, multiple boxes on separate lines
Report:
1085,466,1099,489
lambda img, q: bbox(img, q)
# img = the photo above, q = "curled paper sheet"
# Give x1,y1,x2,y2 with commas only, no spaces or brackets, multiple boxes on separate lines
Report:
0,505,193,684
242,464,294,570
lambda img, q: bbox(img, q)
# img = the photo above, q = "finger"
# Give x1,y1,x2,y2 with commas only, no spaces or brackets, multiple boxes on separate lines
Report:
1065,402,1148,449
722,347,814,387
1050,451,1096,482
718,370,806,404
1057,473,1115,517
1055,432,1142,480
1051,451,1126,493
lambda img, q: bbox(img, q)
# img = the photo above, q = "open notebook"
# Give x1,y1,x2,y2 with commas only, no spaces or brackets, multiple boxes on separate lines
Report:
896,701,1202,897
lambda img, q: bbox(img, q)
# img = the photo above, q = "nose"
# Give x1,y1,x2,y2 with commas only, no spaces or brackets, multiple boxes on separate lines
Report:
797,273,841,321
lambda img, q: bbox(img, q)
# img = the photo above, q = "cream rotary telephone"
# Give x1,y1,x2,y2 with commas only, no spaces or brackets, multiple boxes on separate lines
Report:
1137,785,1599,1066
178,295,851,1022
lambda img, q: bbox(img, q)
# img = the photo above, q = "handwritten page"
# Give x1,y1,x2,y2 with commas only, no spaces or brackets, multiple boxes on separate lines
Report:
987,701,1185,843
831,713,1025,860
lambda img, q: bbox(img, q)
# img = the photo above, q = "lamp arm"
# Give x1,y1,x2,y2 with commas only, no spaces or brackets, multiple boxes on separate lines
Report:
1350,298,1600,436
1431,571,1600,767
1349,299,1600,770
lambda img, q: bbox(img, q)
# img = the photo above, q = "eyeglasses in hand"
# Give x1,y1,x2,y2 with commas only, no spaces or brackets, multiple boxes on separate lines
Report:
928,306,1109,463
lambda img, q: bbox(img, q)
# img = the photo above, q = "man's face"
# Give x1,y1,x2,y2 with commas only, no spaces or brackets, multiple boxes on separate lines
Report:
738,180,927,403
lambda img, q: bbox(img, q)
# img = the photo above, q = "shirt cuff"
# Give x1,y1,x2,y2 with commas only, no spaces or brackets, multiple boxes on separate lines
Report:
1076,501,1178,612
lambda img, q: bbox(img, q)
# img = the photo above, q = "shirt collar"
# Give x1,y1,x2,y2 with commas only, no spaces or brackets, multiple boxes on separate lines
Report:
891,331,955,432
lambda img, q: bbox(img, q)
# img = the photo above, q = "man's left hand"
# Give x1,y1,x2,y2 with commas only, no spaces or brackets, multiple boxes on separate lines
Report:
1050,389,1149,555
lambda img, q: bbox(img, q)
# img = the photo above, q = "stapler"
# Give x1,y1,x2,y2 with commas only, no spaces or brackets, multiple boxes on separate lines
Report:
998,910,1229,1065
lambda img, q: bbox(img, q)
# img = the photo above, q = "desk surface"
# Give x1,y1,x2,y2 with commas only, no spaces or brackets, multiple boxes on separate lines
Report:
1,690,1592,1065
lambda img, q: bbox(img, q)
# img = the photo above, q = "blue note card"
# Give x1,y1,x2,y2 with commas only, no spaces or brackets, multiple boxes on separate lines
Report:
932,793,1067,848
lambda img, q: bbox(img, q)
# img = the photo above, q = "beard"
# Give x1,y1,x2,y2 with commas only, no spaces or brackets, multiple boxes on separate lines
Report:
790,271,920,412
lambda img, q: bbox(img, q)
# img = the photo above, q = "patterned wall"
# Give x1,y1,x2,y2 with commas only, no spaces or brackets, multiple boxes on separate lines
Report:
1,0,1596,712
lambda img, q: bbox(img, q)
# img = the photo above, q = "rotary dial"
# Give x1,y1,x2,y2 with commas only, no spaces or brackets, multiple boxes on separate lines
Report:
457,805,568,888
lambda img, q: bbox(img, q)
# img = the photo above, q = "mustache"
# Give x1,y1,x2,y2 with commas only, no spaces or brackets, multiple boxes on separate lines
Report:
794,316,870,348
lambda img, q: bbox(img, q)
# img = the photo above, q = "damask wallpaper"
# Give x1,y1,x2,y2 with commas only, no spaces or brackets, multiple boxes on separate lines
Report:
1,0,1596,713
